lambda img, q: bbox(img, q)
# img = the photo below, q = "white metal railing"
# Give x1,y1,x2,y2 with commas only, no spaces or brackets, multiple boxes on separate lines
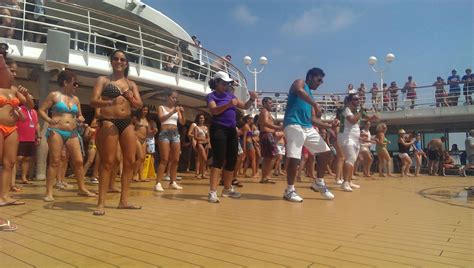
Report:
0,1,248,93
254,81,474,117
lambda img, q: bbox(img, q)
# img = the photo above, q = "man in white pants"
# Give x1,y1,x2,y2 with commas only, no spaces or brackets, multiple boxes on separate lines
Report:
282,67,337,202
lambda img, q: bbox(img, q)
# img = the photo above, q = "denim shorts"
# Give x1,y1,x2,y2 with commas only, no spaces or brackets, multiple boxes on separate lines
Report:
158,129,180,143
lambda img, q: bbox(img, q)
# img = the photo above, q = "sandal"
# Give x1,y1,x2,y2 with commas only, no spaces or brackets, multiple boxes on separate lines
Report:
0,199,26,207
18,180,33,185
0,220,18,232
259,178,276,184
92,210,105,216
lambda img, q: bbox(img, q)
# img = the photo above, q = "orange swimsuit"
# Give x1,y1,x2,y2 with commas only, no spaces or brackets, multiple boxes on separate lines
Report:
0,96,20,137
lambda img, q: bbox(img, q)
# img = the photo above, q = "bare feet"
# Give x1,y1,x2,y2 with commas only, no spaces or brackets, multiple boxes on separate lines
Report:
78,190,96,197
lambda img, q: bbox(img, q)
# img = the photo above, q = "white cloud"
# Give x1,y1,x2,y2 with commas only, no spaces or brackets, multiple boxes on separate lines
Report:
281,6,359,36
232,5,259,25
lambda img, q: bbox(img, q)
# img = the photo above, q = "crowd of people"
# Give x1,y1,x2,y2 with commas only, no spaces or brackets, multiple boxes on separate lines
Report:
1,44,473,231
338,69,474,112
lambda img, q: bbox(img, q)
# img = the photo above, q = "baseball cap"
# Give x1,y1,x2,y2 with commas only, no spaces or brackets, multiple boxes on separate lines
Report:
399,129,406,134
213,71,233,82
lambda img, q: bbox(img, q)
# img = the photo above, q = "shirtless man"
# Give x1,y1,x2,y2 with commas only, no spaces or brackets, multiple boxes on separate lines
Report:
258,97,283,184
426,136,446,175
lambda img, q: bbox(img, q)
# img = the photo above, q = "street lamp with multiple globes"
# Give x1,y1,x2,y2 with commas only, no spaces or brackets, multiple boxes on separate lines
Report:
243,55,268,111
368,53,395,110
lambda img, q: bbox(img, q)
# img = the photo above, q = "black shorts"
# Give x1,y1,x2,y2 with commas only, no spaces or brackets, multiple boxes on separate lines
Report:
427,149,441,161
18,141,36,157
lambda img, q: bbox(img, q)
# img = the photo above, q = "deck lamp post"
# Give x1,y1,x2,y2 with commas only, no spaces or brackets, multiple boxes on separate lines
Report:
368,53,395,110
243,55,268,111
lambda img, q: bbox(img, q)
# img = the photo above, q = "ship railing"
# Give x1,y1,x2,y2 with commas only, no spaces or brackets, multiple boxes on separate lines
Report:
0,1,248,94
251,81,474,116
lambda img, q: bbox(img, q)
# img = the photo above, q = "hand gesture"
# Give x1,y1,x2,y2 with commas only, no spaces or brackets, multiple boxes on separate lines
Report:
18,85,29,96
176,106,184,112
113,96,126,105
230,98,238,107
49,118,60,125
122,90,133,100
78,116,85,123
249,91,258,100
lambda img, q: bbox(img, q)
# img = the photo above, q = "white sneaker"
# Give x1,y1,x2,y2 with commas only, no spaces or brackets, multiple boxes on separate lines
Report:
349,182,360,189
169,182,183,190
208,191,220,203
154,182,164,192
163,176,171,181
335,179,343,185
310,180,335,200
283,189,303,202
176,176,182,181
55,181,64,189
341,181,353,192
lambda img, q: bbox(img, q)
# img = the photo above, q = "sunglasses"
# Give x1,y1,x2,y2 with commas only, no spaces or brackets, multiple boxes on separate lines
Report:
112,57,127,62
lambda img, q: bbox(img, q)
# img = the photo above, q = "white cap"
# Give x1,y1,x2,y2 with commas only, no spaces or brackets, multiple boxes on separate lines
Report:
213,71,233,82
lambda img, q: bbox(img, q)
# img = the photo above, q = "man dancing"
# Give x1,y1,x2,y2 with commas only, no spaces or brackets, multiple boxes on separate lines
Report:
282,68,336,202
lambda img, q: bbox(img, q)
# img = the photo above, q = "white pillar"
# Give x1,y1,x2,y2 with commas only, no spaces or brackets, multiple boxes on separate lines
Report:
35,71,51,181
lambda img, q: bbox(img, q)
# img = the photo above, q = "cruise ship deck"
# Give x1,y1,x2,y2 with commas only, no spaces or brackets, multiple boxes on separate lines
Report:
1,174,473,267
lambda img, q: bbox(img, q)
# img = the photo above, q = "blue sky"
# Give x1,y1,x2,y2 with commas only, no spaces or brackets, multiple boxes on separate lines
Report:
147,0,473,95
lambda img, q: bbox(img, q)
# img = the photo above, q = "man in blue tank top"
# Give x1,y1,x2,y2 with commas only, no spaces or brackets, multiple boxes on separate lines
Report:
283,67,336,202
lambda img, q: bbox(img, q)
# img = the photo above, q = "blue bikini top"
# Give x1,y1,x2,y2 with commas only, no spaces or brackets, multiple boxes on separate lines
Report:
52,93,78,115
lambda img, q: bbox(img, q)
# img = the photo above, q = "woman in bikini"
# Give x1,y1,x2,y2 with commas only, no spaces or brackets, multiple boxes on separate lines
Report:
38,70,95,202
132,106,150,182
242,115,257,177
0,55,31,207
90,50,143,215
153,89,185,192
375,123,393,177
194,114,210,179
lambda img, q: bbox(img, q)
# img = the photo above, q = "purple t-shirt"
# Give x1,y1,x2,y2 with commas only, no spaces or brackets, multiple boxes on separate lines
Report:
206,91,236,128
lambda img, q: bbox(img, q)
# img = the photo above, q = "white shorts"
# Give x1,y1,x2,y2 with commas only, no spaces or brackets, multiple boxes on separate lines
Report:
277,144,286,156
399,153,409,159
284,125,330,160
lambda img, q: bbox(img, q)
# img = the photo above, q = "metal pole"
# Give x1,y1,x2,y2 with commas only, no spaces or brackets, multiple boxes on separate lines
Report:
254,68,258,111
380,71,383,111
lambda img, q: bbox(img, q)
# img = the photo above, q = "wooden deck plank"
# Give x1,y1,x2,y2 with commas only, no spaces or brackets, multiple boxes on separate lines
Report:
0,174,472,267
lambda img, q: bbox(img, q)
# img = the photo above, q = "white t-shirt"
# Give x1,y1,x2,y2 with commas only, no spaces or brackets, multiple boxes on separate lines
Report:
338,107,360,145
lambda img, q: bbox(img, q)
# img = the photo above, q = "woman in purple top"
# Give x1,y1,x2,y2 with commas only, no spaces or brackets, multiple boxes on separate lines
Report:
206,71,257,203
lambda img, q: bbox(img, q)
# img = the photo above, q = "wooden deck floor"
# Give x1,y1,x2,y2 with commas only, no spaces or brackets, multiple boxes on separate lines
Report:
1,174,473,267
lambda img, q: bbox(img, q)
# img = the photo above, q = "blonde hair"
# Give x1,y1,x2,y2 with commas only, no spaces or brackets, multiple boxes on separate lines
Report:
376,123,387,133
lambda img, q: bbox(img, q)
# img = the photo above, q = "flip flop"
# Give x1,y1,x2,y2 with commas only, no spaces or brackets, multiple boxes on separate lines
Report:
132,179,140,182
0,200,26,207
92,210,105,216
139,179,151,182
18,180,33,185
0,220,18,232
259,178,276,184
117,204,142,210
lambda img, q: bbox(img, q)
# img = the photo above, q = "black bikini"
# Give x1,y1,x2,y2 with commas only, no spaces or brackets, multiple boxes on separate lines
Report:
100,81,132,135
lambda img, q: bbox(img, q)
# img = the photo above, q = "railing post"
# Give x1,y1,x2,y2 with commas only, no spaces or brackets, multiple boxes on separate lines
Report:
138,25,143,76
20,0,27,55
86,10,91,65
